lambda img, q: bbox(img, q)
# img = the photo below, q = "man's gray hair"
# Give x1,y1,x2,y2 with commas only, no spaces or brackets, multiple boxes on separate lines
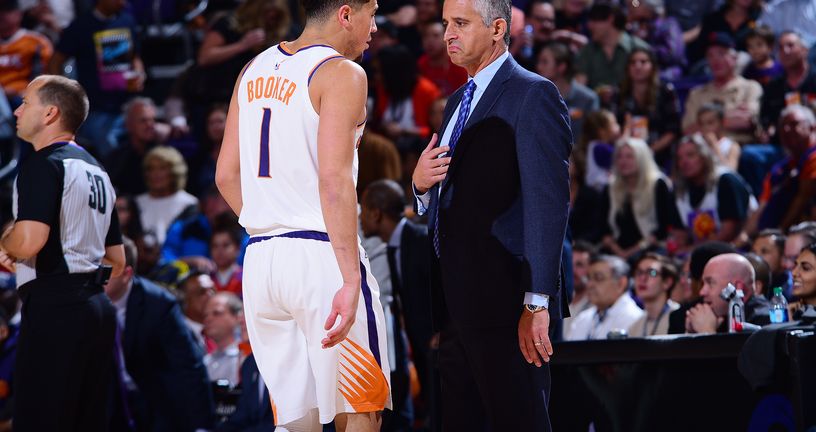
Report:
123,96,156,116
473,0,511,46
780,104,816,127
592,254,630,280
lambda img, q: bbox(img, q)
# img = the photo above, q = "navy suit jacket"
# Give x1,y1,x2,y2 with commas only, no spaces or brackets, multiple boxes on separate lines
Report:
123,277,215,431
425,55,573,329
216,354,275,432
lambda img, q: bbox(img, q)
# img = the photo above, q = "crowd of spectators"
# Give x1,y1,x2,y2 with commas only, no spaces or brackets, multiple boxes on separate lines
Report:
0,0,813,429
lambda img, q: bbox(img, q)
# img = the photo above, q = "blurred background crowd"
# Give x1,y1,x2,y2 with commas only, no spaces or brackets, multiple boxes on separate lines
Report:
0,0,813,430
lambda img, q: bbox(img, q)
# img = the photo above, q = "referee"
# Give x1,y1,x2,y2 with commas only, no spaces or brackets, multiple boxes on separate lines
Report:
0,75,124,431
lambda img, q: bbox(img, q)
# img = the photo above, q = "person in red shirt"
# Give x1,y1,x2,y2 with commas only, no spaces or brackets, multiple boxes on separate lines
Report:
417,21,467,97
209,225,242,297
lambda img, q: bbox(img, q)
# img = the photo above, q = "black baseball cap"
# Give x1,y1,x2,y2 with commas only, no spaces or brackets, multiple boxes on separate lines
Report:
706,32,736,50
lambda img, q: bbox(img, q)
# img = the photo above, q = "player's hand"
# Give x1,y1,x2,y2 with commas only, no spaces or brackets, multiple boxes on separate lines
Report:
518,308,552,367
412,134,449,194
322,282,361,349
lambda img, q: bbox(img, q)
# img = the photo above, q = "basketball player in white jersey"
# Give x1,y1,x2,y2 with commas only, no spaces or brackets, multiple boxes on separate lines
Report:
216,1,389,431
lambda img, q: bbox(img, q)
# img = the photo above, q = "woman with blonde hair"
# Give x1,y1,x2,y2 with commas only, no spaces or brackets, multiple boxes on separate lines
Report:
601,138,676,258
670,134,756,247
135,146,199,247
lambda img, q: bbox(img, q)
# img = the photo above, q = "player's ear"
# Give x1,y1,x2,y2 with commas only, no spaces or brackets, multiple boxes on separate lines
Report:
338,4,352,28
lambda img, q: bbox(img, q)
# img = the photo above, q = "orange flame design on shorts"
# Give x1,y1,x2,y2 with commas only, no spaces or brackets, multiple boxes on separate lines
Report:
338,338,389,412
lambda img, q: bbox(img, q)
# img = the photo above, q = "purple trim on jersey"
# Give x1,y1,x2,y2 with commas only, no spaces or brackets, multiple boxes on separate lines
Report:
246,230,382,366
278,43,336,57
247,230,329,245
308,55,344,86
359,261,382,366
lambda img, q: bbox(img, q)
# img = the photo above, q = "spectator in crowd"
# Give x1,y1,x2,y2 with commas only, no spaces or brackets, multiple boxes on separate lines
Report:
0,310,16,429
758,0,816,50
161,186,243,270
688,0,762,66
575,2,650,102
195,0,297,106
686,253,770,333
177,271,216,352
115,194,143,241
567,254,644,340
0,0,52,105
569,241,592,291
565,240,595,334
19,0,77,38
671,133,756,246
682,32,763,145
569,152,608,244
625,0,686,81
744,251,772,298
104,97,161,196
374,44,441,151
210,225,243,297
48,0,144,158
672,256,695,304
203,292,243,387
760,32,816,142
791,242,816,316
663,0,720,43
510,0,556,67
215,353,274,432
628,253,680,337
357,131,402,196
783,222,816,272
577,109,620,192
105,238,214,432
615,47,681,166
742,26,784,88
698,102,741,171
752,229,793,297
188,104,228,198
555,0,591,40
668,241,737,333
755,105,816,230
417,20,467,97
136,146,199,247
601,138,676,258
536,41,599,146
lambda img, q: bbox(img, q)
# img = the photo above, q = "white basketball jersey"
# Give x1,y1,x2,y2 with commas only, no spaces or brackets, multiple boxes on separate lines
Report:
237,43,365,234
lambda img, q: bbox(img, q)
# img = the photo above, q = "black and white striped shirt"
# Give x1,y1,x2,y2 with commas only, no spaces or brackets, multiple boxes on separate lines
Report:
13,141,122,287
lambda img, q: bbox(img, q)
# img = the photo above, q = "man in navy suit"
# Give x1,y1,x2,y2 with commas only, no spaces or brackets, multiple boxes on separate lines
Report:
412,0,572,429
216,353,275,432
105,238,215,431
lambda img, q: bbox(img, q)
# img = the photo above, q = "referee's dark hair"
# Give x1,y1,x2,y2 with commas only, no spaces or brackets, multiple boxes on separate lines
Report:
31,75,89,134
362,179,405,222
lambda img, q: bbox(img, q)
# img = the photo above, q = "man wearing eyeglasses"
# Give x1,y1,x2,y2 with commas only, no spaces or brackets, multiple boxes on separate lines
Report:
566,255,643,340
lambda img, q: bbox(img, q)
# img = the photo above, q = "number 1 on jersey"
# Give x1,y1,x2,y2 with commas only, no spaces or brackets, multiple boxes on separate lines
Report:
258,108,272,178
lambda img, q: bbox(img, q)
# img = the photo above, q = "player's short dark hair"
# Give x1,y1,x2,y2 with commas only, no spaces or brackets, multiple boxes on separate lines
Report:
301,0,372,21
746,25,775,47
362,179,405,222
33,75,89,134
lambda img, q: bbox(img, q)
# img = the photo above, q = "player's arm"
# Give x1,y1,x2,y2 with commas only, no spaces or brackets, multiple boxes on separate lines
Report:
215,67,246,216
312,59,367,348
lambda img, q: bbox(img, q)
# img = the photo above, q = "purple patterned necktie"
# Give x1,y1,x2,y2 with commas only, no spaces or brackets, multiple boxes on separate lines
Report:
433,80,477,257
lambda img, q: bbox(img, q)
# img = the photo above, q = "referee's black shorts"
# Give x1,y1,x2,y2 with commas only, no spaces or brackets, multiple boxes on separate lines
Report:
14,271,116,432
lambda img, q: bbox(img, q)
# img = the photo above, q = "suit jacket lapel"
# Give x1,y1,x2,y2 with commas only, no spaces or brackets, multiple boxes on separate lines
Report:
442,56,516,194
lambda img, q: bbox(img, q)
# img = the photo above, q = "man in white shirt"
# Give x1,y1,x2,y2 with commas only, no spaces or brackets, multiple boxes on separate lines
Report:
567,255,644,340
203,292,243,387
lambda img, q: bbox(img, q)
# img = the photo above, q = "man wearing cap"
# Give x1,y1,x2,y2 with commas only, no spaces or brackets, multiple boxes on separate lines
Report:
682,32,763,145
